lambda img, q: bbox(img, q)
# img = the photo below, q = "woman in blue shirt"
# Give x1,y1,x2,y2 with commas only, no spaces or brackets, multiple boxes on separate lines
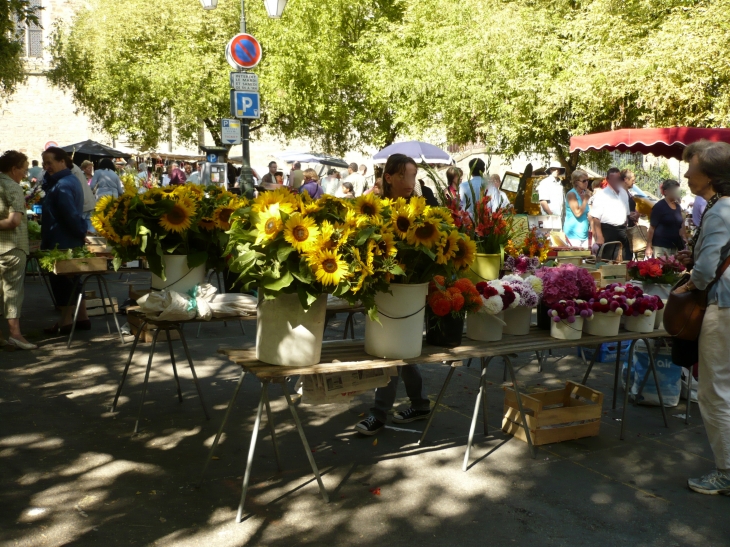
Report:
563,169,591,248
90,158,124,199
645,179,686,258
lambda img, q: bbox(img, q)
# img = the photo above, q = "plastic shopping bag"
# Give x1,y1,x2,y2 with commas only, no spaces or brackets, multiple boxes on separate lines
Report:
621,340,681,407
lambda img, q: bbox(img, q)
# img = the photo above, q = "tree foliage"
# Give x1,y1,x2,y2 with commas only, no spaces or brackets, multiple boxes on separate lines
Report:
48,0,730,163
0,0,41,100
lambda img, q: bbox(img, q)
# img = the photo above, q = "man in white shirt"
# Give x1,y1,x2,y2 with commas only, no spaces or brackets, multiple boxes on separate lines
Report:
344,162,366,197
588,167,632,261
537,167,564,218
487,173,510,211
187,162,202,185
321,168,341,195
459,158,487,216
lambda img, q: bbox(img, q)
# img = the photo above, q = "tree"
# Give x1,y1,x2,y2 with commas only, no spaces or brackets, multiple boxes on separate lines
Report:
0,0,41,100
48,0,408,154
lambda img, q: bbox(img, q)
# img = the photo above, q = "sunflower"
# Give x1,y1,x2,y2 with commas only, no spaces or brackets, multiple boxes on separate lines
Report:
199,218,216,231
255,211,283,244
252,188,297,215
310,249,349,286
453,236,477,271
391,203,416,239
298,193,323,215
120,235,140,247
409,196,427,216
283,213,320,252
427,207,455,226
159,201,194,233
344,208,369,229
213,204,236,230
435,230,460,265
101,219,121,243
91,213,105,234
375,231,398,258
353,193,384,218
406,219,442,249
95,195,114,215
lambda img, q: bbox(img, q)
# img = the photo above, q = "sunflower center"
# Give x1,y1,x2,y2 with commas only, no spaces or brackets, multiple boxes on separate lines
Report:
220,209,233,223
361,204,376,216
265,218,278,234
292,225,309,242
454,240,466,258
396,216,411,232
415,223,436,240
322,258,338,273
167,205,187,225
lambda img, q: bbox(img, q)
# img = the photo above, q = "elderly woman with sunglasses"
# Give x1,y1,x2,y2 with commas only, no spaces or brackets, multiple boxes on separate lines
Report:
563,169,592,248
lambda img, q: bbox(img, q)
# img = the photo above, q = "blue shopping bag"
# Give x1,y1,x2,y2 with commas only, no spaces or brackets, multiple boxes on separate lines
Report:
621,340,681,407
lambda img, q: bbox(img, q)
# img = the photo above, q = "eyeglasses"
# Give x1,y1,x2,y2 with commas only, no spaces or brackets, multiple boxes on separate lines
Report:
579,179,590,183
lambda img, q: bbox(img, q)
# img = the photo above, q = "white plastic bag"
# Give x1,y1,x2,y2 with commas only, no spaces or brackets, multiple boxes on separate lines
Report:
208,293,257,317
137,290,196,322
621,340,681,407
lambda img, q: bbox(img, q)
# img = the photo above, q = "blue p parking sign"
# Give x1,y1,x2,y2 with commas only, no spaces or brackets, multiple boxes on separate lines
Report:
230,90,260,119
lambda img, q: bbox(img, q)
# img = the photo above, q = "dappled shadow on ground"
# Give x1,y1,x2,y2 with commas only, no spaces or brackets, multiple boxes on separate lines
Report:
1,276,730,546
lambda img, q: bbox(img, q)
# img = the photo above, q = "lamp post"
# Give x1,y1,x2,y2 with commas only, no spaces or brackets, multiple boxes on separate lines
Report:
201,0,288,192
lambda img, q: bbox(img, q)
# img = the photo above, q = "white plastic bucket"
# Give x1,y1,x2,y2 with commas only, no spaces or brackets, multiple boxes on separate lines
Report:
365,283,428,359
151,255,207,294
655,302,666,329
466,312,505,342
503,306,532,336
625,311,657,334
583,312,620,337
550,317,584,340
256,292,327,366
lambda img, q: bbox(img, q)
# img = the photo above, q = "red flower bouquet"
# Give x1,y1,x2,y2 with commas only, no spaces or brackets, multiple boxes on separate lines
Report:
548,299,593,324
426,276,482,347
627,256,685,285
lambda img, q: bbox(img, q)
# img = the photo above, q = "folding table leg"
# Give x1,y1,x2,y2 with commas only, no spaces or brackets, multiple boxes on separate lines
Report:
620,340,637,440
263,385,282,471
134,328,161,434
199,370,246,485
95,275,112,334
111,321,146,412
177,326,210,421
418,361,457,445
580,347,599,386
66,292,84,349
99,274,125,343
482,357,494,436
236,382,268,523
642,338,669,428
167,331,183,403
612,340,626,410
281,382,329,504
463,357,490,471
504,355,536,459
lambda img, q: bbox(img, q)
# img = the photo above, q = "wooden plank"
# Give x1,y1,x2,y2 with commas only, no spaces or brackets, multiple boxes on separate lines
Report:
600,264,628,276
533,405,602,428
502,415,601,446
503,389,542,414
87,305,118,316
566,381,604,406
53,257,108,274
86,297,118,308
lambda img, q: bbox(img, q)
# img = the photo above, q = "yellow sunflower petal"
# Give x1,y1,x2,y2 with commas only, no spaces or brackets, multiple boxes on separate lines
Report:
283,213,320,252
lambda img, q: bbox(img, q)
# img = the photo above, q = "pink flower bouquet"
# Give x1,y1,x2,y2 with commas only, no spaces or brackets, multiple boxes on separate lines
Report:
548,299,593,324
536,264,596,307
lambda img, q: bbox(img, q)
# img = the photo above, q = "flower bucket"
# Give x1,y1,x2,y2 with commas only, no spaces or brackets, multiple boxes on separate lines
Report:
426,311,464,348
655,302,666,329
551,317,584,340
583,312,621,337
467,253,501,283
365,282,428,359
466,312,505,342
642,283,672,300
256,292,327,367
503,306,533,336
625,312,657,334
151,255,207,294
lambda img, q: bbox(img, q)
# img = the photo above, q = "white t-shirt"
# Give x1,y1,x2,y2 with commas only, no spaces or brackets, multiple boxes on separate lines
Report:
344,173,366,197
537,176,564,218
588,185,630,226
321,176,341,196
486,185,509,212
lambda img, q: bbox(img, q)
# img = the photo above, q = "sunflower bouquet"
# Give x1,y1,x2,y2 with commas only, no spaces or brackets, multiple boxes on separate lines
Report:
225,191,477,317
92,183,245,278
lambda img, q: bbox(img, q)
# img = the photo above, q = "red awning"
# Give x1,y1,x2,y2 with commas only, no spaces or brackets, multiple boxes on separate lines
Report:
570,127,730,160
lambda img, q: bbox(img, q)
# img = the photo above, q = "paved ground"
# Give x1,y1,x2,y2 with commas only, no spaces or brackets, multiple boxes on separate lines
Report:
1,272,729,547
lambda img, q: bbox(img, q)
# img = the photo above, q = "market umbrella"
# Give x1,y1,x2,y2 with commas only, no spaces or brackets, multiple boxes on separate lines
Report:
372,141,453,165
61,139,133,166
277,151,349,168
569,127,730,160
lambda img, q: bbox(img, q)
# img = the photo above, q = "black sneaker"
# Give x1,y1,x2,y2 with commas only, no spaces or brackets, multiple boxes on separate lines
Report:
392,407,431,423
355,416,385,436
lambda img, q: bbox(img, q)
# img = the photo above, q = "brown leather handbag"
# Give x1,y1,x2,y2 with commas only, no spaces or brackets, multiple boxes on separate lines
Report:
664,256,730,340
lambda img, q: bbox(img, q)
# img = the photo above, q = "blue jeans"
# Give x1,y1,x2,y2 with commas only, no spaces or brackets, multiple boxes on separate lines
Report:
370,364,430,422
84,211,95,233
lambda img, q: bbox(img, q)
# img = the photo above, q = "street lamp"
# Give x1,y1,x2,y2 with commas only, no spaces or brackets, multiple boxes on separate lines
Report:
263,0,288,18
199,0,218,9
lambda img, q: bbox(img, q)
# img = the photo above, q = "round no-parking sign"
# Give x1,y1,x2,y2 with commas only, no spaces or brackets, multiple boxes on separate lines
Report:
225,34,262,70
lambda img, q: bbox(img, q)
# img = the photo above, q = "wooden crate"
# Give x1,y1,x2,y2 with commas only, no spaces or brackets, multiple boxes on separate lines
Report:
29,240,41,253
127,307,180,342
581,263,628,287
502,381,604,446
53,257,108,274
86,297,118,317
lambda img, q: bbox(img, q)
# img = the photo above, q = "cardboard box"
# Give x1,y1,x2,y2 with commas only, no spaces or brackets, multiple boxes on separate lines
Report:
86,297,118,317
302,367,397,405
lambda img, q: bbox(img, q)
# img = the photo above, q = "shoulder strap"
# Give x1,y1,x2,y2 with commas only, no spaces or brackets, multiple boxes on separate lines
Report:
707,254,730,294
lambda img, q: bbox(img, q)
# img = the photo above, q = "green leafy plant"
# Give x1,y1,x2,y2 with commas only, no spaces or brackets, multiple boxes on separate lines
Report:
27,220,41,240
37,247,95,272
